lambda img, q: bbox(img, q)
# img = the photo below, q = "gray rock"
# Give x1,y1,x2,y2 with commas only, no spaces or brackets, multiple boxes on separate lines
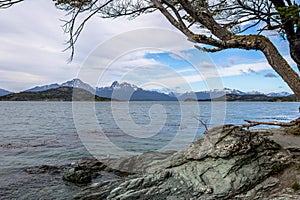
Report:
103,150,176,174
62,158,130,184
63,168,92,184
74,125,298,199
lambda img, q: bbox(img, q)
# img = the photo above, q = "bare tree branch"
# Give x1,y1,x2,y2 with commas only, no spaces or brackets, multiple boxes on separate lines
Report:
242,118,300,128
194,116,209,132
194,45,224,52
0,0,24,9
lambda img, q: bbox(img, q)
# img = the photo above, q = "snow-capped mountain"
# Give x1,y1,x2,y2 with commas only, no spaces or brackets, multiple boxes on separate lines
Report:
266,92,292,97
178,88,234,101
25,79,95,93
96,81,177,101
178,90,223,101
245,91,264,95
96,81,137,100
61,78,95,93
0,88,12,96
25,83,60,92
110,81,139,90
149,88,179,99
20,78,294,101
224,88,292,96
177,88,288,101
223,88,246,95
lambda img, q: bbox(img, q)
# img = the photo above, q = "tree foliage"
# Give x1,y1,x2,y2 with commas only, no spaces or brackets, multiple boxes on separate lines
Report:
1,0,300,99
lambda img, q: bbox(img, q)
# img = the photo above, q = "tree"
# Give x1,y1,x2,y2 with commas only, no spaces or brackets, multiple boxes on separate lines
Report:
1,0,300,100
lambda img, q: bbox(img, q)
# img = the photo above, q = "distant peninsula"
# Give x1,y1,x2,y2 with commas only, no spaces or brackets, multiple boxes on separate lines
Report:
197,94,296,102
0,87,111,101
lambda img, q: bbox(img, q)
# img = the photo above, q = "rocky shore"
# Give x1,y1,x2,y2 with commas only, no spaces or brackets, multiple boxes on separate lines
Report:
24,119,300,199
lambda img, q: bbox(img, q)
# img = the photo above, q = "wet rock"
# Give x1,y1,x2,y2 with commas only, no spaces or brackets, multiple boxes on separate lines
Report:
73,125,299,200
62,158,131,184
63,158,106,184
63,168,92,184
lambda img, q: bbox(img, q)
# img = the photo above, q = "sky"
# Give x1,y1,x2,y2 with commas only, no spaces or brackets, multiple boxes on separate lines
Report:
0,1,298,93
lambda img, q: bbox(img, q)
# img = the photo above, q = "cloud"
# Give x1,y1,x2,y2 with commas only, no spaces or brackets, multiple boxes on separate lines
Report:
77,27,197,89
247,68,258,74
264,72,277,78
0,69,50,92
0,1,294,93
199,62,215,69
169,50,193,61
0,1,191,91
214,59,272,78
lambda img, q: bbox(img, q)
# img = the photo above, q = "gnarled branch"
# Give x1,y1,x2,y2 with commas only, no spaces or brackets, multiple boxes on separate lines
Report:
242,117,300,128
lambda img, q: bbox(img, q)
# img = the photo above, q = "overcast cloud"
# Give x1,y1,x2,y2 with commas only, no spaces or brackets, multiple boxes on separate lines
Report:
0,1,181,92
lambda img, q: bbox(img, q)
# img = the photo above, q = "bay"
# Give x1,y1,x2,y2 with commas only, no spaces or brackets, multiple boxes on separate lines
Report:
0,101,299,199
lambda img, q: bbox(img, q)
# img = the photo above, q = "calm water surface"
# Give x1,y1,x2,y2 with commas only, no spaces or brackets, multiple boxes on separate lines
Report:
0,101,299,199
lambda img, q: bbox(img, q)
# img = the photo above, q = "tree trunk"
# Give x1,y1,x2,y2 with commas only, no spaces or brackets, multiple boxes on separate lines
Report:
259,37,300,101
290,40,300,72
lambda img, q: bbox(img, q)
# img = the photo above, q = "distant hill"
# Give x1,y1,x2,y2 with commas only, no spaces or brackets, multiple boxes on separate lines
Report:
96,81,177,101
178,88,246,101
178,90,225,101
178,88,292,101
25,83,60,92
199,94,297,102
266,92,292,97
268,95,297,102
212,94,272,101
0,87,111,101
25,79,95,93
0,88,12,97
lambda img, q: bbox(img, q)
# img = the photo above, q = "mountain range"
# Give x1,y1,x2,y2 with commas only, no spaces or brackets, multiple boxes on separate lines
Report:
0,87,111,101
0,88,12,96
24,78,95,93
95,81,176,101
0,78,295,101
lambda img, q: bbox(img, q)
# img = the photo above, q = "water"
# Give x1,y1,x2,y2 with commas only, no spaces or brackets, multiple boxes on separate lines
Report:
0,101,299,199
